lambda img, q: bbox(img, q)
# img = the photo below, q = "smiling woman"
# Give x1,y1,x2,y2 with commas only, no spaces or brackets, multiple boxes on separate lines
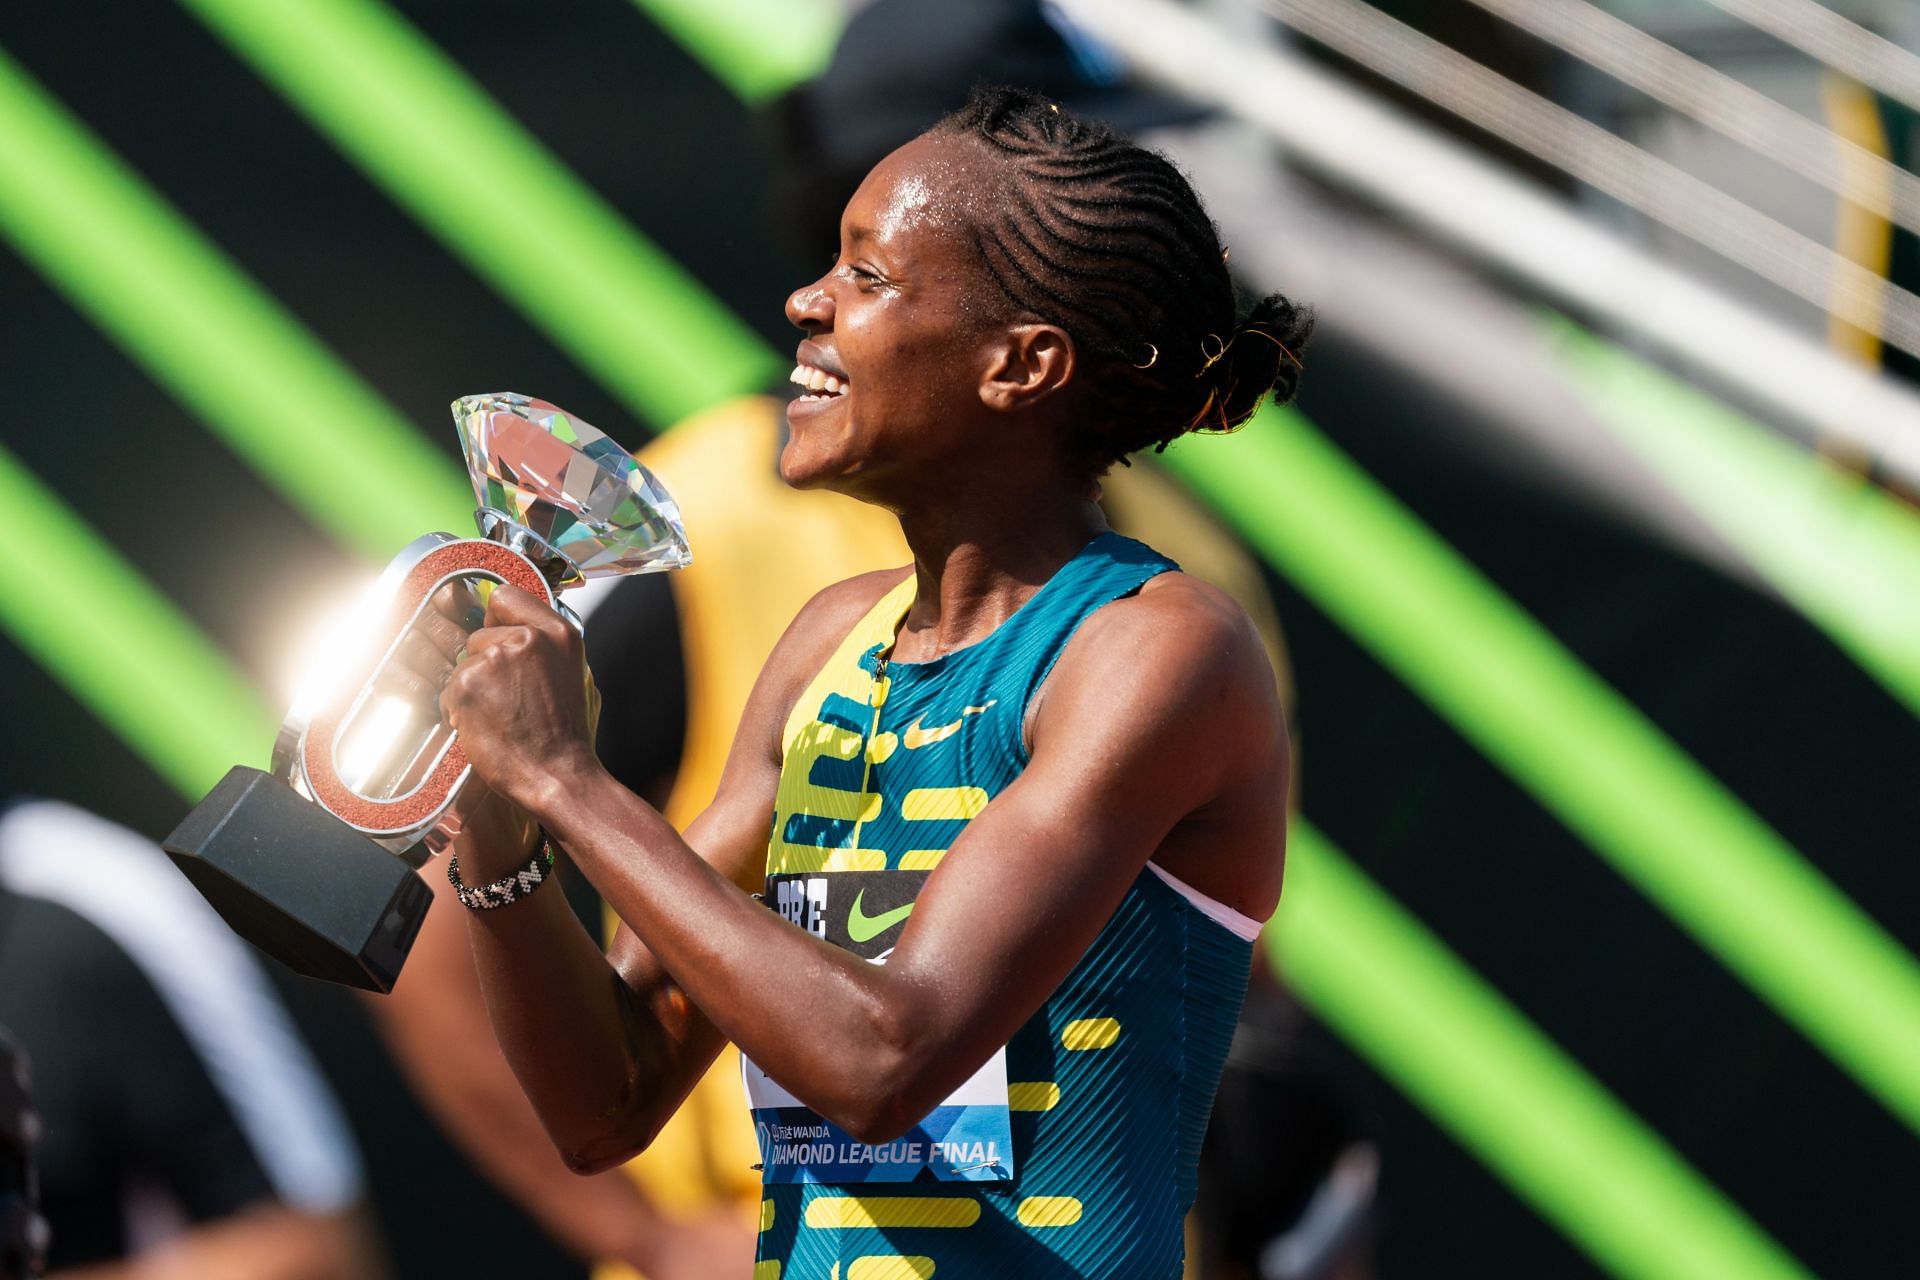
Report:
777,88,1308,504
440,85,1309,1279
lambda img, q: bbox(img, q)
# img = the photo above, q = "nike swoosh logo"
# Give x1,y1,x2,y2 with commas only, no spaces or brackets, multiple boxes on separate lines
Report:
901,701,997,750
846,889,915,943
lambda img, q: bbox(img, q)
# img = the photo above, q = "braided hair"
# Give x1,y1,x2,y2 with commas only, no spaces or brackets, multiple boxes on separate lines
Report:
932,86,1312,472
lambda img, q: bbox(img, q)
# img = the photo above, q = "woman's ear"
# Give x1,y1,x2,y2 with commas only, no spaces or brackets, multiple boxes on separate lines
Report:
979,324,1075,412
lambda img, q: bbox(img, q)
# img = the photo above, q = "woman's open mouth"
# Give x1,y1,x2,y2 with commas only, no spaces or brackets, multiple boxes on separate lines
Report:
789,362,848,403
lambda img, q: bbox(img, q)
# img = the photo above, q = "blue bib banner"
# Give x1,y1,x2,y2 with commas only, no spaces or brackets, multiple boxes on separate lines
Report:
742,1046,1014,1184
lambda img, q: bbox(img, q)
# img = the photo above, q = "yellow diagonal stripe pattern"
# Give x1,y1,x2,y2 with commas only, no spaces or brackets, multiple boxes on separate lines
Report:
1015,1197,1084,1228
1007,1082,1062,1112
803,1197,981,1230
1060,1018,1120,1051
848,1257,936,1280
900,787,990,822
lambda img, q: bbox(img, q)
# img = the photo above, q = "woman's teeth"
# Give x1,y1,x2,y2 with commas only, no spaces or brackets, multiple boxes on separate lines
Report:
789,364,847,397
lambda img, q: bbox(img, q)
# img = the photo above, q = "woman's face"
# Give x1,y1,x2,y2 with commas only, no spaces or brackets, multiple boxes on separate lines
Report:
780,134,1008,495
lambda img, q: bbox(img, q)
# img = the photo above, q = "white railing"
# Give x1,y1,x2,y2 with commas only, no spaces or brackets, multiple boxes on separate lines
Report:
1051,0,1920,489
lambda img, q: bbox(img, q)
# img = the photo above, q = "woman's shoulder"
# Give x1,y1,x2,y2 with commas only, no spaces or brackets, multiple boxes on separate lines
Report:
1096,568,1263,658
757,566,914,701
1035,568,1280,757
790,565,916,644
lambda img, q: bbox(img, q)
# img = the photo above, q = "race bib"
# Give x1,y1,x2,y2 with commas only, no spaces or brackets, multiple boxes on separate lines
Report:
743,1047,1013,1183
745,869,1015,1184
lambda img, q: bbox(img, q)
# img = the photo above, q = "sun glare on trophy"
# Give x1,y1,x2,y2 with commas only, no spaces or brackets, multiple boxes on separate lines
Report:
334,693,426,795
279,575,387,718
166,394,692,993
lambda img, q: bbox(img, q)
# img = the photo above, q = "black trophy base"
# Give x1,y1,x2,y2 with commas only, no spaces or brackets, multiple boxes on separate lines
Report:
163,766,432,993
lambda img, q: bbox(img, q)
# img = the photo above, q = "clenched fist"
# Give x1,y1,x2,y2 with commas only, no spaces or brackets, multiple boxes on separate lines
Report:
440,583,603,815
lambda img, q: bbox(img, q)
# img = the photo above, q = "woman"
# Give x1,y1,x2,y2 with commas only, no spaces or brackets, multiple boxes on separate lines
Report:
443,87,1308,1278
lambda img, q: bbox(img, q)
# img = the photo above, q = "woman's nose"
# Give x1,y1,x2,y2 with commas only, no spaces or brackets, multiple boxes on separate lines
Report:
786,276,833,331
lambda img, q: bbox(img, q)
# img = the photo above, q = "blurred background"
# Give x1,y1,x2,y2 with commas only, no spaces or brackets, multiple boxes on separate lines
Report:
1,0,1917,1277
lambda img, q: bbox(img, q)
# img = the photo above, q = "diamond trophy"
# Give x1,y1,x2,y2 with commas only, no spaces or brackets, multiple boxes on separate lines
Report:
164,394,689,992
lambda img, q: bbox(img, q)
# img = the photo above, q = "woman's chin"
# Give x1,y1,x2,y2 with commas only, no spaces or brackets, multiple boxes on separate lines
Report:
779,401,863,490
776,437,850,491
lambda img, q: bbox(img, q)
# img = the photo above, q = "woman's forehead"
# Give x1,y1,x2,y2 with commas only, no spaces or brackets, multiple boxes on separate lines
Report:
842,134,993,251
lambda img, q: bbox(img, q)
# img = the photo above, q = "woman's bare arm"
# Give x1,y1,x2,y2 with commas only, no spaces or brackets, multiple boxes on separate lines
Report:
365,861,751,1275
49,1205,385,1280
446,572,1286,1149
443,570,907,1169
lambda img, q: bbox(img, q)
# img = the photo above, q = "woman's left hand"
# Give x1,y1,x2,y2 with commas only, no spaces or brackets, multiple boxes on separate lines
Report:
441,582,601,813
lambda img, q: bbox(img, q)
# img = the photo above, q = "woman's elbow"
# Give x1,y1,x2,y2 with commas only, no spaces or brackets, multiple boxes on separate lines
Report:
560,1140,640,1177
556,1107,667,1175
816,1055,949,1145
830,1101,913,1148
777,997,958,1143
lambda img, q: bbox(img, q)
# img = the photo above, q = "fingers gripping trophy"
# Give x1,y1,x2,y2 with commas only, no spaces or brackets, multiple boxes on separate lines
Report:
164,395,689,992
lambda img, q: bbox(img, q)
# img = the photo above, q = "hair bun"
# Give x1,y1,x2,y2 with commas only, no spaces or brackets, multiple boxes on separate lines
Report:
1189,292,1314,435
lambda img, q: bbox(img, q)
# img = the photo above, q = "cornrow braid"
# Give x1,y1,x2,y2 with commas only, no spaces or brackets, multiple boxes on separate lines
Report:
933,85,1312,472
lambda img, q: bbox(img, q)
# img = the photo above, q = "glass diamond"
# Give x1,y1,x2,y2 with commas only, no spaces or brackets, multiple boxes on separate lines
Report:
452,392,691,580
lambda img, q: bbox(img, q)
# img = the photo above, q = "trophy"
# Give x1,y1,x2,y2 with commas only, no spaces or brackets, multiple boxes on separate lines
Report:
164,394,689,992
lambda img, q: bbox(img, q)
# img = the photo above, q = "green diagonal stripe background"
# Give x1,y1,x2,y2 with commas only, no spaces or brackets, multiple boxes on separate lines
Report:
625,0,840,103
177,0,780,429
1280,821,1813,1280
1160,410,1920,1137
0,3,1904,1275
0,443,272,796
1549,314,1920,719
0,44,469,556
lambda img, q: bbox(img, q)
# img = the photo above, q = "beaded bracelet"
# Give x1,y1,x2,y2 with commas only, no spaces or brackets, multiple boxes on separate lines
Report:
447,833,556,911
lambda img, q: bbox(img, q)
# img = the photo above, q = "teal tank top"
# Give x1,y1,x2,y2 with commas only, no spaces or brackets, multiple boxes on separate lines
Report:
755,532,1255,1280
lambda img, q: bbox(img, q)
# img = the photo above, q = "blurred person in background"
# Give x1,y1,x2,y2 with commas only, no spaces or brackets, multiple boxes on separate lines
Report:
0,800,382,1280
370,4,1373,1279
1,1025,46,1280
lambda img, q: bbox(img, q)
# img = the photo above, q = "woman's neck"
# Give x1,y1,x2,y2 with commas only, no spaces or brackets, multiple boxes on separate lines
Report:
889,476,1107,665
